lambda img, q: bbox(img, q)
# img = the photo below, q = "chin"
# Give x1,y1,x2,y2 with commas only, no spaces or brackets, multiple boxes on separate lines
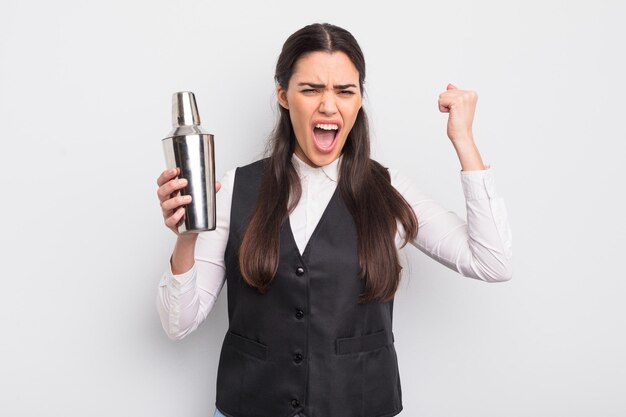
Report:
308,150,340,167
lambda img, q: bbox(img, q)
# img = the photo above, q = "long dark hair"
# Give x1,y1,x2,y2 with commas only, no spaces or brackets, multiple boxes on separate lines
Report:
240,23,418,303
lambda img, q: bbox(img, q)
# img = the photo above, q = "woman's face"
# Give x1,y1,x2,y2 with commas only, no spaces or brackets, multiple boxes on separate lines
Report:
277,51,362,167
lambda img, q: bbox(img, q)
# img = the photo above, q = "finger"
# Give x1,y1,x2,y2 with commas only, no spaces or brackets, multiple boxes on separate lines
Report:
165,207,186,229
157,168,179,187
438,90,456,104
157,177,188,201
161,194,192,212
438,94,452,112
216,181,222,193
447,83,458,90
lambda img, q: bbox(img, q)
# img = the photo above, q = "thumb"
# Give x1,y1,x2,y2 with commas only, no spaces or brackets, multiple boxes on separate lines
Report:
447,83,458,90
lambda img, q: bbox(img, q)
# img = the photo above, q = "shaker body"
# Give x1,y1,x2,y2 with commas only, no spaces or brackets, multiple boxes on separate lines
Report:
162,133,216,233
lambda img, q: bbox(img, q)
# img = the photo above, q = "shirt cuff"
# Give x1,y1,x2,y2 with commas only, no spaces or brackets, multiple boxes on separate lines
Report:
159,261,197,290
460,165,498,200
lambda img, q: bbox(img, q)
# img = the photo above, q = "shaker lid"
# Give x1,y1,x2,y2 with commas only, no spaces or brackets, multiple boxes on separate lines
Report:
166,91,210,138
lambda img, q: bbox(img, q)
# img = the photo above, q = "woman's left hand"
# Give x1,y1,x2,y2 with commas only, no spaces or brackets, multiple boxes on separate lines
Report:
438,83,478,144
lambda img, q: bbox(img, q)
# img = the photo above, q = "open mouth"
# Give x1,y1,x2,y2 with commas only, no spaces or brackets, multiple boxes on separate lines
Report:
312,123,340,153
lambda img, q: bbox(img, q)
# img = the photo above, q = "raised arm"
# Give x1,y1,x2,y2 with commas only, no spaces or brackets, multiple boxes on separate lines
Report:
392,167,513,282
391,83,513,281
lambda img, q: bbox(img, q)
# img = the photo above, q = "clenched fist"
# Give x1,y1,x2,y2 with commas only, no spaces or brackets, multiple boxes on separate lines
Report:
156,167,221,237
438,83,478,144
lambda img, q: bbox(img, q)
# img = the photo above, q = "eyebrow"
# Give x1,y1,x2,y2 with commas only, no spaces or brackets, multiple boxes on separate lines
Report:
297,82,358,89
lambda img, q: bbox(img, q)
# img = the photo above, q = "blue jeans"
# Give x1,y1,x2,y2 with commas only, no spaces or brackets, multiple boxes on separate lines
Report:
214,409,303,417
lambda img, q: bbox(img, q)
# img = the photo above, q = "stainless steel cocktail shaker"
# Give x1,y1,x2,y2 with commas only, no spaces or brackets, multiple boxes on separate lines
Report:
162,91,216,233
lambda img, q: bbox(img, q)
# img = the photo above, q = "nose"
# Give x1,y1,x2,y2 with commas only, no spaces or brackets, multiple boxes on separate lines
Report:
318,92,338,115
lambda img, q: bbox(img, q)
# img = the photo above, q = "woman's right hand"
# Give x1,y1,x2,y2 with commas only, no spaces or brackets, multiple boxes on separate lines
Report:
156,168,221,236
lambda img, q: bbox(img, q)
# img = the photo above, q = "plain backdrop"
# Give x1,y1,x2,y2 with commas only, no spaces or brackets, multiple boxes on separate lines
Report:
1,1,625,416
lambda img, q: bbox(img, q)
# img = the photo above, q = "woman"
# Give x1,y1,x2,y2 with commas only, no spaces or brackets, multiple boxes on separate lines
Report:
156,23,512,417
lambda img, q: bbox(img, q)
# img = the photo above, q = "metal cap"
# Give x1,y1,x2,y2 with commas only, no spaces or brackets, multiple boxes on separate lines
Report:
166,91,208,138
173,91,200,127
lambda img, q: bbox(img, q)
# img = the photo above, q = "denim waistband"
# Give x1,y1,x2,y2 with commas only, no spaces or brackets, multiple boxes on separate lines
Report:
214,409,303,417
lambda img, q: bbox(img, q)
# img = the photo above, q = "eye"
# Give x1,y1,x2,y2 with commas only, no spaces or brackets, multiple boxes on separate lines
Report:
301,89,318,95
339,90,356,96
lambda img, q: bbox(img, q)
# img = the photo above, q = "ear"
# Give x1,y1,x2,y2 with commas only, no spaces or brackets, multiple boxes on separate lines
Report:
276,86,289,110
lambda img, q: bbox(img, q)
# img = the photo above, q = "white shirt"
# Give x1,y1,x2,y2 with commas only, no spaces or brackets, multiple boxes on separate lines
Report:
157,154,513,340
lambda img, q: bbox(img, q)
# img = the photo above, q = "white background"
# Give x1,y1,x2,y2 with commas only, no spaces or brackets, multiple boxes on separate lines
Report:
1,1,625,416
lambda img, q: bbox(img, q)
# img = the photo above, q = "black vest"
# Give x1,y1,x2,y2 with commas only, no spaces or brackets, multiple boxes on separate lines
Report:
216,159,403,417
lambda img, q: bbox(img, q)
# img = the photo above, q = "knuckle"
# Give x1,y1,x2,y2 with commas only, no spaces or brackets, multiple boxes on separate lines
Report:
165,213,180,228
157,170,171,186
158,184,171,199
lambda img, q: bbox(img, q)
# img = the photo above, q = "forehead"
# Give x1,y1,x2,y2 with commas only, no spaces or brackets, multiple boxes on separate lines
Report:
290,51,359,84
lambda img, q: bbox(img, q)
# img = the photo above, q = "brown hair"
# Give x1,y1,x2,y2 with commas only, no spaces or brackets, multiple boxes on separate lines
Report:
239,23,418,303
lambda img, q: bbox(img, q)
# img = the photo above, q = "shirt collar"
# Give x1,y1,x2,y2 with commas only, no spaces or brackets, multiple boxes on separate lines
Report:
291,152,341,183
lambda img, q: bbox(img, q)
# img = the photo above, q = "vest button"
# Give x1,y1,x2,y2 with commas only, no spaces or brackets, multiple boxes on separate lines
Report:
291,398,300,408
293,353,303,363
295,267,305,276
295,309,304,320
